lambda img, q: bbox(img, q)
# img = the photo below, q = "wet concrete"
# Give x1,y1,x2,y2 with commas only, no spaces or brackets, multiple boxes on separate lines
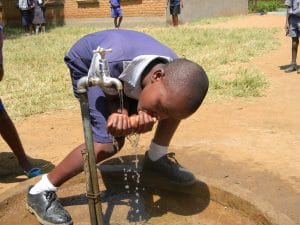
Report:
0,155,293,225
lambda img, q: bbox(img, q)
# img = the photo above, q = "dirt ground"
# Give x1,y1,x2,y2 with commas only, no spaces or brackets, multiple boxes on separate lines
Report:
0,14,299,224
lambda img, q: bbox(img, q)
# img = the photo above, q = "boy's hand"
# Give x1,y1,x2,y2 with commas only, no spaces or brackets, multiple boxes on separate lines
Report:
285,23,289,34
107,113,132,137
129,111,157,134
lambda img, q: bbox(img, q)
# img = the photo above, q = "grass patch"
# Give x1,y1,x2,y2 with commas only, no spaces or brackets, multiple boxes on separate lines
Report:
188,15,242,25
1,17,279,120
249,0,285,13
145,26,278,97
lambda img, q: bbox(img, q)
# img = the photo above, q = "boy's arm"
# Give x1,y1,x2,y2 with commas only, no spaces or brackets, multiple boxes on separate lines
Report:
152,118,180,146
180,0,183,8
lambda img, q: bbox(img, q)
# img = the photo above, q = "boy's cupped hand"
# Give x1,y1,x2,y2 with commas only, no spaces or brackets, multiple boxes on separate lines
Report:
107,111,157,137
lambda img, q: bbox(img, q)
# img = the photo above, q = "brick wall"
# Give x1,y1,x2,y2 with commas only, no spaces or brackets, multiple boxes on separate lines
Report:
64,0,165,18
1,0,166,25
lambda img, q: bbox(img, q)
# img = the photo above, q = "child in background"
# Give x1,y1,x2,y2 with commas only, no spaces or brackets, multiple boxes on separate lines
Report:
166,0,183,27
16,0,35,34
109,0,123,29
0,26,42,178
32,0,46,34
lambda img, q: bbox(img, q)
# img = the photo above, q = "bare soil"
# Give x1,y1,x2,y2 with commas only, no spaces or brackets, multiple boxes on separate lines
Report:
0,14,299,224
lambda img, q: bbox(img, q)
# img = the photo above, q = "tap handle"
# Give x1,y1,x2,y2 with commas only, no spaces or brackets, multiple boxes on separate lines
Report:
93,47,112,59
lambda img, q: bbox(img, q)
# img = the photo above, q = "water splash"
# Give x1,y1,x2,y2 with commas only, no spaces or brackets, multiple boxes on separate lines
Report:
126,133,145,223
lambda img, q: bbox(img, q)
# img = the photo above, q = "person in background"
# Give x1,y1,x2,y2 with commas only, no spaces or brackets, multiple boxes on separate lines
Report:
284,0,300,73
166,0,183,27
16,0,35,34
109,0,123,29
0,26,42,178
32,0,46,34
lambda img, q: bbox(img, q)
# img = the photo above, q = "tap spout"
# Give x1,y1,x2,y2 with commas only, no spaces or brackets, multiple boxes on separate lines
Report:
77,76,123,94
77,76,89,94
103,77,123,91
78,47,123,94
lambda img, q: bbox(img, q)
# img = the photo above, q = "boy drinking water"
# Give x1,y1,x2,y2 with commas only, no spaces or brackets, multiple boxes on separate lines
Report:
27,29,209,225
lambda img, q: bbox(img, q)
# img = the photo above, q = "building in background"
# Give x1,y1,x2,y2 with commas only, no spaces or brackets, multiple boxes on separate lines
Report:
0,0,247,26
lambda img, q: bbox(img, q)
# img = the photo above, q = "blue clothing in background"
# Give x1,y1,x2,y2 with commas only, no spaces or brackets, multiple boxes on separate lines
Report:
170,0,180,7
109,0,120,8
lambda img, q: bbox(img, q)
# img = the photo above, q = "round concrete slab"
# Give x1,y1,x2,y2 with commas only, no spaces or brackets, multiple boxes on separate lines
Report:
0,155,292,225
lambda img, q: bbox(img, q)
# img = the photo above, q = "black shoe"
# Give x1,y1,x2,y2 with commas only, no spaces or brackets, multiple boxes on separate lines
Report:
284,64,297,73
143,152,196,186
27,186,73,225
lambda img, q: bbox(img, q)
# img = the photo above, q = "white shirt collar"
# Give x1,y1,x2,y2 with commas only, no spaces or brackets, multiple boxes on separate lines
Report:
119,55,172,99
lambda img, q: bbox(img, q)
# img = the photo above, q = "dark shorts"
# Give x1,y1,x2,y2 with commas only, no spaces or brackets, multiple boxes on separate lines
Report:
20,10,33,26
170,5,180,15
111,7,123,18
288,15,300,38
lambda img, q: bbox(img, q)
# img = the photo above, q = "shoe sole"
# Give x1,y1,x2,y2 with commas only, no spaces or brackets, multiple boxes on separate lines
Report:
26,203,73,225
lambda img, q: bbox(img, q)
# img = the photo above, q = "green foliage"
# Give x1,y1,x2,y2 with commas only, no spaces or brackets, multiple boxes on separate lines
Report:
249,0,285,13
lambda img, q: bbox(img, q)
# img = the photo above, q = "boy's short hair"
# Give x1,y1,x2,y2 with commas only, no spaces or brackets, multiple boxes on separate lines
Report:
164,58,209,116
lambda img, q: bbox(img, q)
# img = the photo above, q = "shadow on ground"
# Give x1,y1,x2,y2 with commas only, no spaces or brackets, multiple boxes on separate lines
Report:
60,154,210,224
0,152,54,183
60,181,210,224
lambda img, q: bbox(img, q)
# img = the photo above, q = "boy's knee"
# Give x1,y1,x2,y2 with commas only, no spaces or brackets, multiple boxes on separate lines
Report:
94,137,125,161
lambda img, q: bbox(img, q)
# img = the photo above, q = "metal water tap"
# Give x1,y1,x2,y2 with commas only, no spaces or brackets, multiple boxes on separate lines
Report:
77,46,123,94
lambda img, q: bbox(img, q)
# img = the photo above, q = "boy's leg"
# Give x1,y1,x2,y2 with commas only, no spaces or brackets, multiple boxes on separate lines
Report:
114,17,118,28
291,37,299,64
172,5,180,27
27,86,123,224
285,37,299,72
47,142,117,187
27,141,120,225
173,15,179,26
117,8,123,28
0,106,32,172
117,16,123,29
143,118,196,185
35,24,40,34
41,24,46,33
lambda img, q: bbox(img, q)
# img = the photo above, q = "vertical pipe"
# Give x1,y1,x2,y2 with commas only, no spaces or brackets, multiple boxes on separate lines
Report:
78,93,104,225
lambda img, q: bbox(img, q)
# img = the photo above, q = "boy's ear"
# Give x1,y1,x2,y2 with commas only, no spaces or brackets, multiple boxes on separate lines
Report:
151,68,165,82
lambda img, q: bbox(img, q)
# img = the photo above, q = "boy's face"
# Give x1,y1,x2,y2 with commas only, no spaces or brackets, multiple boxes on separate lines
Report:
137,80,188,121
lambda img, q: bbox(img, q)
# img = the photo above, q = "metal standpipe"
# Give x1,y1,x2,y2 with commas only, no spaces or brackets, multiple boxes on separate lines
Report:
76,47,123,225
78,91,104,225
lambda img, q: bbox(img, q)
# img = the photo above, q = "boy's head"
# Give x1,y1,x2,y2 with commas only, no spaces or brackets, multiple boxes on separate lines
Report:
138,58,209,120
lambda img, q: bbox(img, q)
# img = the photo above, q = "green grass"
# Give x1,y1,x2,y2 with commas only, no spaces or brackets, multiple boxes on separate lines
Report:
1,17,279,120
248,0,285,13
